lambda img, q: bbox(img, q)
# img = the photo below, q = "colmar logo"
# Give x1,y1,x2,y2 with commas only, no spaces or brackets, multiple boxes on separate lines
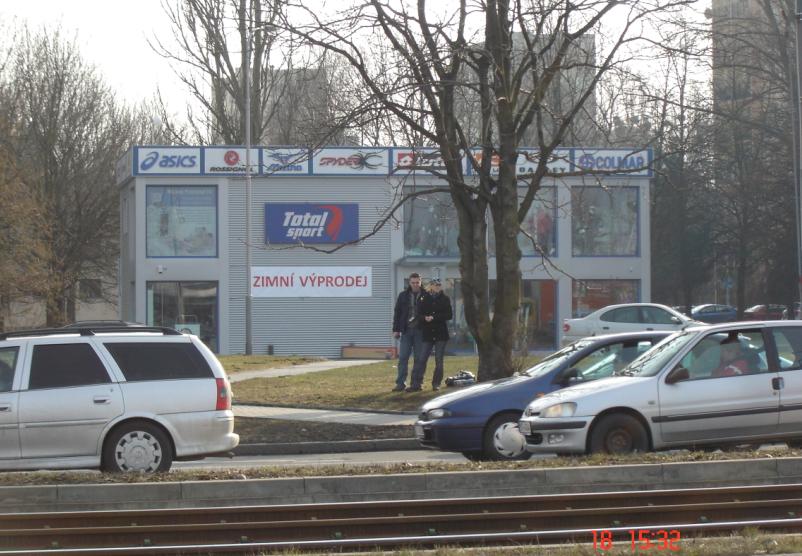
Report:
139,150,197,171
224,150,240,166
577,153,645,172
282,205,344,240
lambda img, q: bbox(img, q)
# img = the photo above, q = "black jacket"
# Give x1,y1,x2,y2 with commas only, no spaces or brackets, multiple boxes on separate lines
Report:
393,287,426,333
420,291,453,342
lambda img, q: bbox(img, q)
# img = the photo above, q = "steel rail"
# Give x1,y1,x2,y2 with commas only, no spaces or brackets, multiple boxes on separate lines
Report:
0,518,801,555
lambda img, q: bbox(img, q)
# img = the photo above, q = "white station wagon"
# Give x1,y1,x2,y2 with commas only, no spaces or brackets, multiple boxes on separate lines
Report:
0,326,238,473
520,321,802,455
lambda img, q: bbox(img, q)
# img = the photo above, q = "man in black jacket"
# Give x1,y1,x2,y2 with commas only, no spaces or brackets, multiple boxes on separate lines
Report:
409,278,453,391
392,272,425,392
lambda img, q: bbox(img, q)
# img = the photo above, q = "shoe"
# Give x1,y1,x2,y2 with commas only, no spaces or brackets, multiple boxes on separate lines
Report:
432,385,440,391
405,386,422,392
392,385,405,392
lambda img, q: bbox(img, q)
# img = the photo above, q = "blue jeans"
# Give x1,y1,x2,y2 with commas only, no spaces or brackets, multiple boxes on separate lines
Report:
412,339,448,388
396,328,423,387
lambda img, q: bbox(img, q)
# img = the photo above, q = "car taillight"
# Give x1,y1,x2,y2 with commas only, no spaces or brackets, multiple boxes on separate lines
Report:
563,321,570,332
216,378,231,411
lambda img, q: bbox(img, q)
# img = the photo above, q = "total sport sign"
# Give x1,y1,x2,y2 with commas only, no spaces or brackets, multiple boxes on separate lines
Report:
265,203,359,244
251,266,372,297
136,148,201,174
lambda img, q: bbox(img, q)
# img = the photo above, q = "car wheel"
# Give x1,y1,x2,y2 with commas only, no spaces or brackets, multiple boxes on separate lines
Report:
787,439,802,449
102,421,173,473
461,451,485,462
589,414,648,455
482,413,531,461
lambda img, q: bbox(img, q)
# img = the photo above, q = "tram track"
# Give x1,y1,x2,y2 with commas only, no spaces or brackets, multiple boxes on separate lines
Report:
1,483,801,554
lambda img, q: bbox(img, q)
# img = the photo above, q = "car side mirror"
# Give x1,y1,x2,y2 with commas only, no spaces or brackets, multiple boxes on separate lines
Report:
670,316,682,324
558,367,580,385
665,366,690,385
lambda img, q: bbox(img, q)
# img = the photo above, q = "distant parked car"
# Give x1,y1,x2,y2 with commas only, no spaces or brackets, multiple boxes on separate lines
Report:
690,304,738,324
415,331,671,461
743,304,787,321
562,303,700,345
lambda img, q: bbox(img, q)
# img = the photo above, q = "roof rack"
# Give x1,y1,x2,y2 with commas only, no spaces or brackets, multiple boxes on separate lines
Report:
0,327,182,341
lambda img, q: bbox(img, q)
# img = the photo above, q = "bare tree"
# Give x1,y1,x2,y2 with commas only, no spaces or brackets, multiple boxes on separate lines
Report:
283,0,692,380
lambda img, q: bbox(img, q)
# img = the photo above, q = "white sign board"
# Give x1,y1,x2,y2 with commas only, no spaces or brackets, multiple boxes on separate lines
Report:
203,148,259,174
135,147,202,175
251,266,373,297
573,149,651,177
312,148,390,175
262,148,310,175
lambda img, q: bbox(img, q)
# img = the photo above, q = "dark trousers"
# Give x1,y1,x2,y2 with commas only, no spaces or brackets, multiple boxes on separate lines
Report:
411,339,448,388
395,328,423,387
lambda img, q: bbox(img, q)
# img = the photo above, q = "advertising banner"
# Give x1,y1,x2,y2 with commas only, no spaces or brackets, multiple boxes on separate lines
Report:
251,266,372,297
135,147,202,175
467,148,572,176
573,149,652,177
312,148,390,175
262,148,310,175
265,203,359,244
203,147,259,175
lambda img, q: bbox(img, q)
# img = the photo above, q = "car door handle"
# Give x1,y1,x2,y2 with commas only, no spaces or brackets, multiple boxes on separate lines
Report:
646,327,654,331
93,396,111,405
0,404,10,412
602,326,610,330
772,377,784,391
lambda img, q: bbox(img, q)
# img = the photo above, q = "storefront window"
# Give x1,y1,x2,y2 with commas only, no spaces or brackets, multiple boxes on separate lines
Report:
147,281,218,352
403,187,459,257
489,187,556,257
571,187,638,256
572,279,640,318
447,278,557,353
146,186,218,257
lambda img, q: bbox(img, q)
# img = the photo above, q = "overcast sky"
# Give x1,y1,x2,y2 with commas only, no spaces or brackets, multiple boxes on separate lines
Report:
0,0,182,105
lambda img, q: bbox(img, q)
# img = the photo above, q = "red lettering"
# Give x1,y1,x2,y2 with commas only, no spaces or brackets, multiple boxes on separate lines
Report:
334,276,345,287
253,276,261,288
279,276,292,287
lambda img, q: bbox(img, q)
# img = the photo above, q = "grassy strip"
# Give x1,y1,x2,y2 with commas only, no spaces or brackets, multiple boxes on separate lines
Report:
2,448,800,486
217,354,322,373
232,355,538,412
235,417,414,444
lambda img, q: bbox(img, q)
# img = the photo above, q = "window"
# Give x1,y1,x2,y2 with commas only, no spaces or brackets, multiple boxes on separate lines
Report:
678,329,766,380
601,307,640,323
488,187,557,257
771,328,802,371
642,306,677,325
29,344,110,390
572,280,639,318
572,339,658,381
79,279,103,302
0,348,18,392
403,187,459,257
571,187,639,256
147,281,218,352
104,343,214,381
146,186,218,257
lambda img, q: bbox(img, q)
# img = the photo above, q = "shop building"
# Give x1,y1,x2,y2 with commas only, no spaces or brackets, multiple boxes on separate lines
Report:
116,145,652,356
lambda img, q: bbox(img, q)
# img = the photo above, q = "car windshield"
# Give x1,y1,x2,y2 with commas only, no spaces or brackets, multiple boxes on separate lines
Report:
615,332,695,377
521,340,593,378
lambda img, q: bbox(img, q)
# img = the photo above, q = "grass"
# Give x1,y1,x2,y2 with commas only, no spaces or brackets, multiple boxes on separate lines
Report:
231,355,538,412
217,354,322,373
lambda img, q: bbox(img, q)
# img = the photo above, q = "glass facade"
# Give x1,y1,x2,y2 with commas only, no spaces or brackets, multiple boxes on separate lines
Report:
488,187,557,257
146,281,219,352
571,187,638,256
403,187,459,257
447,278,557,352
146,186,218,257
572,279,640,318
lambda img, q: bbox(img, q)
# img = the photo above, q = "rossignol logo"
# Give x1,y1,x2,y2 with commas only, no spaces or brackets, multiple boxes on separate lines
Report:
139,150,198,171
224,150,240,165
282,205,343,240
209,150,251,172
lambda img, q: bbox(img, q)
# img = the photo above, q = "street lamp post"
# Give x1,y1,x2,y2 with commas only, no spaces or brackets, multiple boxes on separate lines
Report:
244,14,253,354
794,1,802,318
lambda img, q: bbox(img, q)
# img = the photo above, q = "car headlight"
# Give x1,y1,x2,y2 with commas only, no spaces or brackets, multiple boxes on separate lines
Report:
426,408,451,419
541,402,577,418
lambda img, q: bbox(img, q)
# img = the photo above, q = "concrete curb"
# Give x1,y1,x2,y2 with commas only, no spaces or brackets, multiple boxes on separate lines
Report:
235,401,417,416
3,458,802,513
233,438,419,455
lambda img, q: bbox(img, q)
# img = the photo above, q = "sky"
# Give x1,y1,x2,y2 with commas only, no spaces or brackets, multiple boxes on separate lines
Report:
0,0,182,106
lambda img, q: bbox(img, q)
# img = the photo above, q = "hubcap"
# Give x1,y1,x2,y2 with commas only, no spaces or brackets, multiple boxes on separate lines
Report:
492,421,525,458
115,431,162,472
606,428,633,453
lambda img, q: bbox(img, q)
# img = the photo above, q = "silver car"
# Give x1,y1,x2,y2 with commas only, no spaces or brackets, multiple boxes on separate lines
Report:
519,321,802,454
0,326,238,472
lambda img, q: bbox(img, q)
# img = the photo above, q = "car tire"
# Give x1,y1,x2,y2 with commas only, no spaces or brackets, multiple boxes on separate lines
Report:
482,413,531,461
102,421,173,473
787,439,802,449
589,413,648,455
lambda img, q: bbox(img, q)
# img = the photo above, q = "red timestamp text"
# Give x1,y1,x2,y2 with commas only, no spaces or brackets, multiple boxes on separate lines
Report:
592,529,681,551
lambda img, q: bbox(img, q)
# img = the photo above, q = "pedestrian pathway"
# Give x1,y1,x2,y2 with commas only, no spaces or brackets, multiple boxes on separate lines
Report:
227,359,384,383
234,404,416,426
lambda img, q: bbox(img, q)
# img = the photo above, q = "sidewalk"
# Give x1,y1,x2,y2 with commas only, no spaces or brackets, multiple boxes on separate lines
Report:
229,358,420,455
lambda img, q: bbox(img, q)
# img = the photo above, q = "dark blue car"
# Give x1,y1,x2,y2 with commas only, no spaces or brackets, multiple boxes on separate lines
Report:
415,331,671,461
690,304,738,324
